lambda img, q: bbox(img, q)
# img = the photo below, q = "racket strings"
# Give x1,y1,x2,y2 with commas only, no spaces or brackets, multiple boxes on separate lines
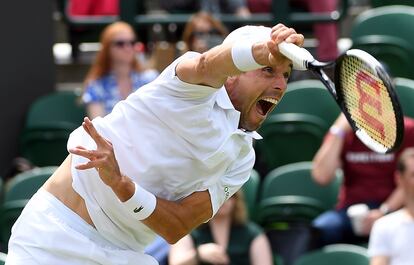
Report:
339,56,397,150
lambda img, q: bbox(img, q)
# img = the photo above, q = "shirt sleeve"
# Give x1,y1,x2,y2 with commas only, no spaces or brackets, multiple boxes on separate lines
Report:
141,69,159,84
368,218,392,257
82,80,105,104
208,147,255,217
156,52,219,101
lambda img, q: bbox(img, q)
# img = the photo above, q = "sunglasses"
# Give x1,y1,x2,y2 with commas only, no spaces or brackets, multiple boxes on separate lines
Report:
112,40,136,48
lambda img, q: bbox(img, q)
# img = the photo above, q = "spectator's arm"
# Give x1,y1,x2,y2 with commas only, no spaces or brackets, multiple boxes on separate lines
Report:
370,256,389,265
312,114,350,185
250,234,273,265
362,186,405,234
169,235,198,265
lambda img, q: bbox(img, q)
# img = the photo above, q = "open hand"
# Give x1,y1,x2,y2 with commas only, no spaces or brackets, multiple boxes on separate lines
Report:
69,117,123,189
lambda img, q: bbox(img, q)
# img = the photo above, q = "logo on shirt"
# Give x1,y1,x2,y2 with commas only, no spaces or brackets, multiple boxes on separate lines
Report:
346,152,394,163
224,187,230,200
133,206,144,213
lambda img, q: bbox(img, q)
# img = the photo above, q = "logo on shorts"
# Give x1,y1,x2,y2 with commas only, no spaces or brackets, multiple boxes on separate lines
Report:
133,206,144,213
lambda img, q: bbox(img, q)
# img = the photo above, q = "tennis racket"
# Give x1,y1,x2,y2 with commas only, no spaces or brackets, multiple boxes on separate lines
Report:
278,42,404,154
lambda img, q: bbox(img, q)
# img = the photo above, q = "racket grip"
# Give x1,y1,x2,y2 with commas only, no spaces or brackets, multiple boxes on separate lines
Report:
278,42,315,71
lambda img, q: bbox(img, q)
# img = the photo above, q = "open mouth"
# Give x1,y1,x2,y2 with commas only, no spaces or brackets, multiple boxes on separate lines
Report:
256,97,278,116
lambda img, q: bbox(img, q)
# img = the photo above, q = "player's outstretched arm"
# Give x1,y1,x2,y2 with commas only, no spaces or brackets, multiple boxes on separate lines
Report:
69,117,213,244
175,23,303,89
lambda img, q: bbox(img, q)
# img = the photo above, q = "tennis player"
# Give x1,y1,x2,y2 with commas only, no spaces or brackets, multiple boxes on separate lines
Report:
6,24,303,265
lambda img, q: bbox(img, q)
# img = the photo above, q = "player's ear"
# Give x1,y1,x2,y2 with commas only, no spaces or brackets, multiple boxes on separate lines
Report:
224,75,238,88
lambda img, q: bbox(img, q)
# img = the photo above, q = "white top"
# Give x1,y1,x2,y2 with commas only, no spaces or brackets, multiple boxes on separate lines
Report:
368,209,414,265
67,52,260,255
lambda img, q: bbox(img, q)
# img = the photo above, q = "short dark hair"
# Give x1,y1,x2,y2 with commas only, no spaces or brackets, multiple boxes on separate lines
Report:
397,148,414,173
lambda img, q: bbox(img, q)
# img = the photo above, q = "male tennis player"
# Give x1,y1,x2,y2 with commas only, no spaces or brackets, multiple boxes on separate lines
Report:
6,24,303,265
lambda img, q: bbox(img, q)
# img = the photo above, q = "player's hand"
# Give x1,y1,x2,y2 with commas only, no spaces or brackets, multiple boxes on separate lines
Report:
69,117,123,189
362,209,383,235
267,24,304,66
197,243,230,265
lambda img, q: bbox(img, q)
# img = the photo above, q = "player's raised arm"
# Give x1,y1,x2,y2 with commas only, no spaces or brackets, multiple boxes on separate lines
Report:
175,24,304,89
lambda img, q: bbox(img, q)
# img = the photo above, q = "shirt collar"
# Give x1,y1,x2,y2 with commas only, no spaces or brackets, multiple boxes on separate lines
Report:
216,87,235,110
216,88,263,140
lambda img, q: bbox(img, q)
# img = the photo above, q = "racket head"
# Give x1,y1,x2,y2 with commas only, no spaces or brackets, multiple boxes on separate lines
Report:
334,49,404,153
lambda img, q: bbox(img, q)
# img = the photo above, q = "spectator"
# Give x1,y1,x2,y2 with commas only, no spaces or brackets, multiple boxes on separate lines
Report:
248,0,339,61
182,12,229,53
82,21,158,118
169,191,273,265
369,148,414,265
312,114,414,246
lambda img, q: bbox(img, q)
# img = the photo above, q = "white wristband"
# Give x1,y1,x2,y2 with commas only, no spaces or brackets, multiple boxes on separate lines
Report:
231,41,264,72
123,182,156,220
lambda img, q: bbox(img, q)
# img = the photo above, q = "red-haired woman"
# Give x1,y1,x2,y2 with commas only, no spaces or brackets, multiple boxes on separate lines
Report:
82,21,158,118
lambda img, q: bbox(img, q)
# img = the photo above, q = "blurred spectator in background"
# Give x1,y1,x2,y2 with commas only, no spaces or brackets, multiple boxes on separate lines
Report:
68,0,119,17
182,12,229,53
82,21,158,118
368,148,414,265
160,0,250,17
169,190,272,265
312,114,414,246
248,0,339,61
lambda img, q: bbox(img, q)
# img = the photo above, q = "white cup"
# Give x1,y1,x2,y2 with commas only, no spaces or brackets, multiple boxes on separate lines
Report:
347,204,369,236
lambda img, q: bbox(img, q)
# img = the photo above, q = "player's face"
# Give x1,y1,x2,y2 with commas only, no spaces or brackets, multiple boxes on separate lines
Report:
226,60,292,131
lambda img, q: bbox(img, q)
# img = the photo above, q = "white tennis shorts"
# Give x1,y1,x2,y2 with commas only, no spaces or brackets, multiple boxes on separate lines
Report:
6,189,158,265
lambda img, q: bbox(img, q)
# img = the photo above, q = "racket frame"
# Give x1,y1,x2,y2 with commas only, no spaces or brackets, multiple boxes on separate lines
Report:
280,43,405,153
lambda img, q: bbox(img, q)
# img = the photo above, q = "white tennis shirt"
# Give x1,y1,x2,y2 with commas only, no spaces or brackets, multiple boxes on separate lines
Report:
67,52,261,254
369,209,414,265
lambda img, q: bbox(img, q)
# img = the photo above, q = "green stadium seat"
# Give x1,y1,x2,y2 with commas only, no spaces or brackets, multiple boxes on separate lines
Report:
351,6,414,79
256,113,328,171
20,127,71,167
0,167,56,249
272,80,341,127
20,90,86,166
394,78,414,118
242,169,260,221
293,244,369,265
24,90,86,129
0,200,28,250
257,162,341,224
371,0,414,7
4,167,56,202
